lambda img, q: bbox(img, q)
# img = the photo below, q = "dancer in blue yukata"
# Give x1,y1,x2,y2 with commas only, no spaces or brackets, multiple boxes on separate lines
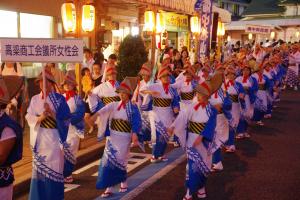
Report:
61,71,85,183
90,77,143,198
0,75,23,200
140,66,180,163
168,70,224,200
26,69,70,200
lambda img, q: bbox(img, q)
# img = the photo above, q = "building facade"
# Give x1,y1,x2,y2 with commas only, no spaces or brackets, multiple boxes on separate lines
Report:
213,0,251,21
225,0,300,44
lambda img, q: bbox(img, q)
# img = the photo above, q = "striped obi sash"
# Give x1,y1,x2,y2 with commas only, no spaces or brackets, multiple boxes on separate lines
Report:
153,98,172,107
102,96,120,105
40,116,57,129
229,94,239,103
180,92,194,101
258,84,266,90
188,121,206,134
111,119,131,133
243,87,249,94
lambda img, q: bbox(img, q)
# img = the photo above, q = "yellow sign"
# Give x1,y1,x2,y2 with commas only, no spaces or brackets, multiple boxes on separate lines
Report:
162,12,189,32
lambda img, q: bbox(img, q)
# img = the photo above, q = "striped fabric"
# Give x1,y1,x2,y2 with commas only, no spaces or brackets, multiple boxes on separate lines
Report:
40,116,57,129
188,121,206,134
258,84,266,90
111,119,131,133
180,92,194,100
229,94,239,103
153,98,172,107
102,96,120,105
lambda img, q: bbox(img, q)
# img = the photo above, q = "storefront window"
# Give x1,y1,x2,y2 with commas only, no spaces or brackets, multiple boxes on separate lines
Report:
0,10,18,38
20,13,53,38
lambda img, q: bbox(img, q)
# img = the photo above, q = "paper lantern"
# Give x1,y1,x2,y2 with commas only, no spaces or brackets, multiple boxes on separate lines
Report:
156,13,164,33
82,4,95,32
248,33,253,40
144,10,155,32
190,16,200,34
61,2,77,33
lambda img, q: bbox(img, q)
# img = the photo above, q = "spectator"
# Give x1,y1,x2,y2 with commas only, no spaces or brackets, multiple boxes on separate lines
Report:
172,49,183,77
101,54,117,82
181,49,189,65
92,62,103,87
0,62,23,76
83,48,95,72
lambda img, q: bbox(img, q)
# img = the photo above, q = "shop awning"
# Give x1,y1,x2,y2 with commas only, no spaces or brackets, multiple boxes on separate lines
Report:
126,0,231,23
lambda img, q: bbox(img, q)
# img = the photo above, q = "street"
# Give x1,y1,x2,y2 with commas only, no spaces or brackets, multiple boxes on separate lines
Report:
15,90,300,200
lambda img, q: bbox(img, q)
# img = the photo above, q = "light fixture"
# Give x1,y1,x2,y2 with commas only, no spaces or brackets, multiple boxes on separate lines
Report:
248,33,253,40
61,2,77,33
227,35,231,42
270,31,275,39
190,16,200,34
217,21,225,36
156,12,164,34
296,31,300,38
82,4,95,32
144,10,155,32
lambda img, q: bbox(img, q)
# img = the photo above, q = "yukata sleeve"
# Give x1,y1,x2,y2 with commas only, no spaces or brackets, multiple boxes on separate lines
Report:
222,94,232,120
25,97,39,128
130,105,142,134
171,107,189,148
171,88,180,111
71,96,86,125
249,77,258,104
201,107,217,142
140,94,153,111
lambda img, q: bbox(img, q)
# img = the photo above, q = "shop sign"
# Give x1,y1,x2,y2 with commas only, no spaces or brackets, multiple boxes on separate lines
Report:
245,25,272,35
197,0,213,62
0,38,83,63
162,12,189,32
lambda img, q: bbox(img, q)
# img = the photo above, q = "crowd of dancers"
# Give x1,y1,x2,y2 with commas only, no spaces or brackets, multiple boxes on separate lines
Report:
0,40,299,200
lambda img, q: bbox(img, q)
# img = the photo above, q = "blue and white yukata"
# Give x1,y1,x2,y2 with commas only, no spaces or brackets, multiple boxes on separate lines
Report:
251,73,270,122
88,80,120,138
133,80,152,142
63,94,85,178
0,111,23,200
209,88,232,165
95,101,142,189
171,102,217,194
235,75,258,136
26,92,70,200
263,70,276,116
223,80,245,148
171,78,197,111
141,82,180,159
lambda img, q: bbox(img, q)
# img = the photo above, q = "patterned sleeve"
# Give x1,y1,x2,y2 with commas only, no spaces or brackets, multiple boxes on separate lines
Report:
201,106,217,142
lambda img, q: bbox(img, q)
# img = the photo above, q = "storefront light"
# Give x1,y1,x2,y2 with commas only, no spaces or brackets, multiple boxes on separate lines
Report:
82,4,95,32
131,26,139,36
217,21,225,36
270,31,275,39
227,35,231,42
295,31,299,38
144,10,155,32
248,33,253,40
156,13,164,33
61,2,76,33
190,16,200,34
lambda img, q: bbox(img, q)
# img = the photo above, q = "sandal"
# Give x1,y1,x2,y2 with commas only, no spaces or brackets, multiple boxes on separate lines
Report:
197,191,207,198
119,187,128,193
183,195,192,200
150,157,160,163
101,191,113,198
64,176,74,183
159,157,168,162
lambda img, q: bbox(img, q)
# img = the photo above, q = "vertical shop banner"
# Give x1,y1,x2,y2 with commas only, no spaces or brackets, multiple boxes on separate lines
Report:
197,0,213,62
0,38,83,63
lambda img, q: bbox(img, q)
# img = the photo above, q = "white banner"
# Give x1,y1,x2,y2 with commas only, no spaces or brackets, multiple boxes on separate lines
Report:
0,38,84,63
245,24,273,35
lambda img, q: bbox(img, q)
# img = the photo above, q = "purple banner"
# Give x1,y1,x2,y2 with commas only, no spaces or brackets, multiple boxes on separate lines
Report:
197,0,213,63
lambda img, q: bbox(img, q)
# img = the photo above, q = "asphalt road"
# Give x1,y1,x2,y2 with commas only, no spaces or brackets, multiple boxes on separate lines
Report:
15,90,300,200
133,90,300,200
